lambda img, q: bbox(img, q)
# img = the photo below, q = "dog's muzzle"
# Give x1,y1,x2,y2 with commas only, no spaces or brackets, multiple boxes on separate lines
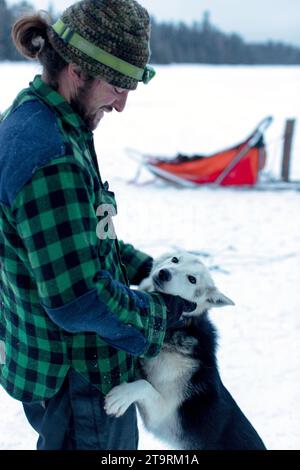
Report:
153,269,172,289
158,269,172,282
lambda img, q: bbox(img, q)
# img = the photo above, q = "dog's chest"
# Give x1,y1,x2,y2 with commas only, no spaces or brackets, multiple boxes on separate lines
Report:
142,350,197,398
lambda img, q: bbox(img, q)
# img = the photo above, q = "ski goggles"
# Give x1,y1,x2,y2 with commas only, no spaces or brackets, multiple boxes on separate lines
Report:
52,19,156,85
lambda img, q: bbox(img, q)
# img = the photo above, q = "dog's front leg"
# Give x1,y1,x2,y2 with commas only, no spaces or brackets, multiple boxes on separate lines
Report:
105,380,166,428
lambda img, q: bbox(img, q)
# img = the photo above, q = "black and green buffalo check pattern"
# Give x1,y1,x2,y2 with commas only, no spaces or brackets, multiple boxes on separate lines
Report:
0,76,166,402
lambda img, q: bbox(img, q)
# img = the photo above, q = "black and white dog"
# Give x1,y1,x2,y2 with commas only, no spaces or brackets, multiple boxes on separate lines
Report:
105,252,266,450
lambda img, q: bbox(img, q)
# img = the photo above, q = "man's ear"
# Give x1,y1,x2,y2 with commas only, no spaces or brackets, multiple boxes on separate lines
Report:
68,63,85,87
206,287,235,308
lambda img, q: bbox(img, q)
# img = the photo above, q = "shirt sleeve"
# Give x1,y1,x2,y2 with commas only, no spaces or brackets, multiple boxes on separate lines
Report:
118,241,153,286
12,159,166,357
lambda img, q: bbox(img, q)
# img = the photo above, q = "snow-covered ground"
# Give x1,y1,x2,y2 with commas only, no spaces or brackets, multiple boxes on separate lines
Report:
0,63,300,450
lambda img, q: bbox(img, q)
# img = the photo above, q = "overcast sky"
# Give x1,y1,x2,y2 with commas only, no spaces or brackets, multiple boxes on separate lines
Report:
8,0,300,46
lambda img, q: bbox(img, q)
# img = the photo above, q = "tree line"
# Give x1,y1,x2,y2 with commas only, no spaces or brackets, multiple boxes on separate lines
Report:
1,0,300,65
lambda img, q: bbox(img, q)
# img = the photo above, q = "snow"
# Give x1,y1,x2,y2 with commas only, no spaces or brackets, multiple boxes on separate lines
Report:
0,63,300,450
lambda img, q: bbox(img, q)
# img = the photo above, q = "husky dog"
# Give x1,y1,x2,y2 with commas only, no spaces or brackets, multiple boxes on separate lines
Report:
105,252,266,450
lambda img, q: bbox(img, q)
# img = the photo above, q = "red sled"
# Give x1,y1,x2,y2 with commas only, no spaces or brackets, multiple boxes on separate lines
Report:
128,116,273,187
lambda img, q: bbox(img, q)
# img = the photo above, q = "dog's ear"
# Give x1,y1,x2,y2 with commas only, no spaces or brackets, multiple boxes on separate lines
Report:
206,287,235,308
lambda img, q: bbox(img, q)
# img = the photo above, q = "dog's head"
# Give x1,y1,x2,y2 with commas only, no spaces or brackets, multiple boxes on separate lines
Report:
139,251,234,316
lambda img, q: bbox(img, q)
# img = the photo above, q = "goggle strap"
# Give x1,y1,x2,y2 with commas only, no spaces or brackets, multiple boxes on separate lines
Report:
52,19,155,84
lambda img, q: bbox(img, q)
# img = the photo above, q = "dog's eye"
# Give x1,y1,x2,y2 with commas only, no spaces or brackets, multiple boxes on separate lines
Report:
171,257,179,264
188,276,197,284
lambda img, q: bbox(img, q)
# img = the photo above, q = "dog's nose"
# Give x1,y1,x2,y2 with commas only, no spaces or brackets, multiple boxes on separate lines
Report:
158,269,172,282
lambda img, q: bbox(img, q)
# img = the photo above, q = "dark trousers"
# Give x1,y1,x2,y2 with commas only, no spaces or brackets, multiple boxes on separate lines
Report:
22,369,138,450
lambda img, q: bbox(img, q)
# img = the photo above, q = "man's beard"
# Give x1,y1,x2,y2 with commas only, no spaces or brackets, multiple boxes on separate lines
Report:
70,80,100,131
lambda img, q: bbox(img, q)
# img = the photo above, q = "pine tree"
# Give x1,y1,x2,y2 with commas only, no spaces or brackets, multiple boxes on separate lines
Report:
0,2,299,64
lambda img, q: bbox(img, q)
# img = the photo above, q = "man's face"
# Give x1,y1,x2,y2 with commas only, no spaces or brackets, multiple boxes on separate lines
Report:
71,78,130,131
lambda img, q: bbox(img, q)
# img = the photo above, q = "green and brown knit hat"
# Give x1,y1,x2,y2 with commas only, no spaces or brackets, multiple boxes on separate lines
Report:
47,0,155,90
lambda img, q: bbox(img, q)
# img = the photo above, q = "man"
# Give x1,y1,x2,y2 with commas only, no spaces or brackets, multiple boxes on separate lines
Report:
0,0,195,450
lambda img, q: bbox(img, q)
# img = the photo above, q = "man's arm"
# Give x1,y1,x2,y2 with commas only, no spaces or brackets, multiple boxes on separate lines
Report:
118,241,153,286
12,159,166,357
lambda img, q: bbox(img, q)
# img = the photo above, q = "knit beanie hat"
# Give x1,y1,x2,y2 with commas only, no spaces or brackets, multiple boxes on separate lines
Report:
47,0,155,90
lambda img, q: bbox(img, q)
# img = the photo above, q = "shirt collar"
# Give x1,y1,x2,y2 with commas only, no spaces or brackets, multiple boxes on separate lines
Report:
29,75,90,134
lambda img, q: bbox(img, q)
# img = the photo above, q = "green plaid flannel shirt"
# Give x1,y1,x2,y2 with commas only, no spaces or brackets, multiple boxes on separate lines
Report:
0,75,166,402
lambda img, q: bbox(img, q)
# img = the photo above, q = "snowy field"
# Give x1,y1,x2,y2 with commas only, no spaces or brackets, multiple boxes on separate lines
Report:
0,62,300,450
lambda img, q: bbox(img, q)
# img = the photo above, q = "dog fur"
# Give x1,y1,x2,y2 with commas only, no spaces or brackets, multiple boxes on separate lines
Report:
105,251,266,450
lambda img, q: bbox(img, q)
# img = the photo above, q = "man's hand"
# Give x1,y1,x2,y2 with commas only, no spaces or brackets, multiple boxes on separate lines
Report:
157,292,197,329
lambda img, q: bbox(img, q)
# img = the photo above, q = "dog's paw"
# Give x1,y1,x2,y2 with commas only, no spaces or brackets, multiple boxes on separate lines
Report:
104,383,135,418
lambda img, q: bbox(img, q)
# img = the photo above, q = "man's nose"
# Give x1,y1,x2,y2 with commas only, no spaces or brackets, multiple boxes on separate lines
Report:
114,91,129,112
